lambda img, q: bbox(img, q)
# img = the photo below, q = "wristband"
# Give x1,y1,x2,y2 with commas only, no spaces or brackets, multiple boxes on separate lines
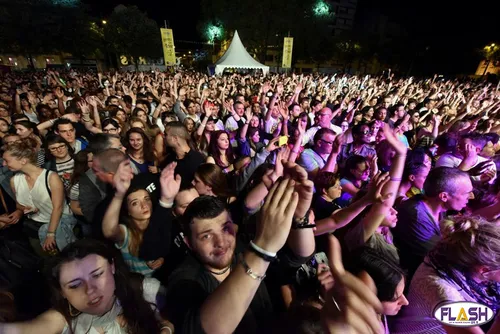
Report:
390,177,402,181
160,326,173,334
159,200,174,208
239,254,266,281
46,232,56,237
249,241,277,262
292,209,316,229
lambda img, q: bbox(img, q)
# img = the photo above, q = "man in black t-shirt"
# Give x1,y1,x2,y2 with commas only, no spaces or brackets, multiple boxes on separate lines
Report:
162,121,204,188
165,170,315,334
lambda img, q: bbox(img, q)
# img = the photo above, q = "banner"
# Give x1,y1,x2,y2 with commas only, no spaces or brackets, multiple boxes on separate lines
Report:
282,37,294,68
160,28,176,66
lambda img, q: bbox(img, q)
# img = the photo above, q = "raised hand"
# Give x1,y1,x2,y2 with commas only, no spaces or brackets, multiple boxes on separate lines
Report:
54,87,64,99
160,162,181,203
244,107,253,121
254,178,299,253
276,83,284,96
367,154,379,176
261,82,271,95
113,160,134,197
381,123,407,156
295,82,304,95
283,161,314,219
331,133,344,156
321,235,384,334
365,172,391,204
265,136,281,152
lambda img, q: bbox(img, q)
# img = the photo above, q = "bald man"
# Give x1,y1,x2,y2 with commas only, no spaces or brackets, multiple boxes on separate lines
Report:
85,149,161,239
302,107,342,146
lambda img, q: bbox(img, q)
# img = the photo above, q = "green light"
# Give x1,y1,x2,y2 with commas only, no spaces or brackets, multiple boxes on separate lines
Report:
313,1,330,17
206,25,223,43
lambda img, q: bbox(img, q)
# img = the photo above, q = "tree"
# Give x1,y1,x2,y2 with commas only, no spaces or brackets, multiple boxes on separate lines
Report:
199,0,334,65
479,43,500,75
0,0,65,66
0,0,101,66
104,5,162,68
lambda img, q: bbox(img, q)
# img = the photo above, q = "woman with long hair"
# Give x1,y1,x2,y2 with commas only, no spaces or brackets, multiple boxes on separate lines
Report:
346,247,409,333
206,130,236,173
125,128,157,174
44,134,75,192
14,120,42,149
194,111,218,156
3,138,76,253
183,117,196,136
0,239,173,334
102,159,168,277
192,163,236,203
391,216,500,333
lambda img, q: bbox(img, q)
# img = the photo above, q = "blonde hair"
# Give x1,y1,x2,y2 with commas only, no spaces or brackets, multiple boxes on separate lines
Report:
431,216,500,273
2,137,39,164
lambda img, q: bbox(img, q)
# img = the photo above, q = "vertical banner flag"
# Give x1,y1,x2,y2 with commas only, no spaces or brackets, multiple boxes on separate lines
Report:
282,37,294,68
161,28,176,66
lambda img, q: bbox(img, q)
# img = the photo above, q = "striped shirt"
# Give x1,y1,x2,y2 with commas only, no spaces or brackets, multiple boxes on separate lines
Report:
55,158,74,192
116,225,154,277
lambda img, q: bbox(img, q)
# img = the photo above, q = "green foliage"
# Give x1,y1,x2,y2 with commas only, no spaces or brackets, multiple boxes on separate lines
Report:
103,5,162,63
199,0,334,63
0,0,100,58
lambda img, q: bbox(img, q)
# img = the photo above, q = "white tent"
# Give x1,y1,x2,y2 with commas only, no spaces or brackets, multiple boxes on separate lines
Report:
214,30,269,76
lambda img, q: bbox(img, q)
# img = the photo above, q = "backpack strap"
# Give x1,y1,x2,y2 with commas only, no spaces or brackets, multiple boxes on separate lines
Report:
45,170,52,199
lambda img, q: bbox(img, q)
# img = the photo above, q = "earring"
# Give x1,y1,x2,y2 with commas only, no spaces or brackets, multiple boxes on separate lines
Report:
68,302,80,317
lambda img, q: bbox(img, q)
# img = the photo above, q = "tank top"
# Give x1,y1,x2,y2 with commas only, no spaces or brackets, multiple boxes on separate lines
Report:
13,169,71,223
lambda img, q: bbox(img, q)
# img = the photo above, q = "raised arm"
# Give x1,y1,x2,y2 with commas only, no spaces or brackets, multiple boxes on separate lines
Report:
0,309,66,334
102,161,132,243
199,178,298,334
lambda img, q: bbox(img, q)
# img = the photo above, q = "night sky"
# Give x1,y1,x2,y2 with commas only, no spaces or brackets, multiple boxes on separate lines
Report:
81,0,499,74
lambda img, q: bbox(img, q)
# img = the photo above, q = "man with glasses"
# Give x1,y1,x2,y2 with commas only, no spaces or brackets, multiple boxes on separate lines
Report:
302,107,342,146
337,123,376,169
298,128,339,179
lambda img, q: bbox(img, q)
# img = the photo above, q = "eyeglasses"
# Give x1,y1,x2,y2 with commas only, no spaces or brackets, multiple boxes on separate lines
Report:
360,130,371,135
103,127,118,133
320,139,334,145
49,144,67,152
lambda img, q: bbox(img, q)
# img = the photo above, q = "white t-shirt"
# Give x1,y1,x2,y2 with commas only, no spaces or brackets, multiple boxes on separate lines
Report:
302,124,343,146
436,153,496,184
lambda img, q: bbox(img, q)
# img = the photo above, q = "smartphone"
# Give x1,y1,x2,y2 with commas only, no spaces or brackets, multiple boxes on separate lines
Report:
278,135,288,147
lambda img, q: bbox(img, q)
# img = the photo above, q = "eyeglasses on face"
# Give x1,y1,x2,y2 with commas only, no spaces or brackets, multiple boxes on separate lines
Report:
320,138,334,145
103,127,118,133
49,144,67,152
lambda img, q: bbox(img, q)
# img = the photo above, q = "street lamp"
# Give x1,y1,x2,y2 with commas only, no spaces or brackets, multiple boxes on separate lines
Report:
102,20,107,25
206,24,223,43
313,1,331,17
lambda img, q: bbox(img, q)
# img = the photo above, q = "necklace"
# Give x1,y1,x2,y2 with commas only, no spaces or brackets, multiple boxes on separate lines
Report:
207,266,231,275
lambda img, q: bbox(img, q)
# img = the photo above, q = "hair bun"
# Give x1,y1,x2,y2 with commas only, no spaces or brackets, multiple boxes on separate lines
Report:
441,216,482,246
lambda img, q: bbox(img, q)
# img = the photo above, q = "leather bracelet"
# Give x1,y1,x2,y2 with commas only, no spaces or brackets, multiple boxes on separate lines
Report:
249,241,277,262
292,209,316,229
239,254,266,281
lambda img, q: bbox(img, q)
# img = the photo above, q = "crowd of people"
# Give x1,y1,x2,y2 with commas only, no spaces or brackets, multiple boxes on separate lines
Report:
0,68,499,333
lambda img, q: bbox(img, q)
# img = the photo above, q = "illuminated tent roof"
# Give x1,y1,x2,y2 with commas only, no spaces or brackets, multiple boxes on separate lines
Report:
215,31,269,76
